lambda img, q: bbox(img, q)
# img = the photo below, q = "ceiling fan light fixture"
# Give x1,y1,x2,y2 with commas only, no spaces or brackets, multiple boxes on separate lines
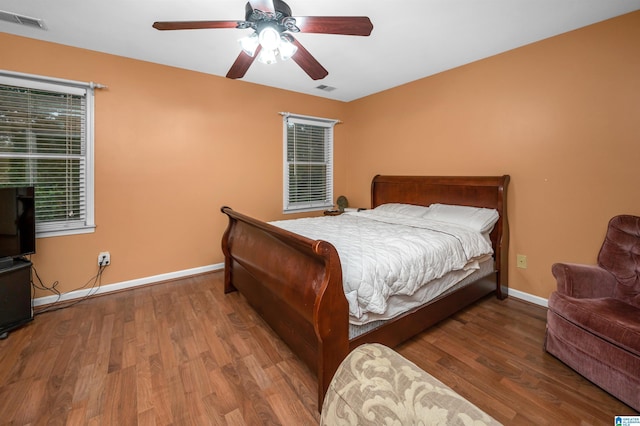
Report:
238,32,259,57
152,0,372,80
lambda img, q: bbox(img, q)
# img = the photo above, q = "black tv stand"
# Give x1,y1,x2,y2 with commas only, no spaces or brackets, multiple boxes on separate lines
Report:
0,258,33,338
0,256,13,270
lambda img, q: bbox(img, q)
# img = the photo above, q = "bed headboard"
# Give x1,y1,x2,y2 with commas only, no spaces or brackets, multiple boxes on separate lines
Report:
371,175,510,293
371,175,509,210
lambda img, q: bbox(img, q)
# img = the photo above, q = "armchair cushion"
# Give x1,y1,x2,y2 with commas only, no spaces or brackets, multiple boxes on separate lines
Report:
548,292,640,356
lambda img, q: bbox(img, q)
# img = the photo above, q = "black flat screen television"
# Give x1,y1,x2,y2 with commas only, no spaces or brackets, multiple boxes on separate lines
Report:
0,186,36,267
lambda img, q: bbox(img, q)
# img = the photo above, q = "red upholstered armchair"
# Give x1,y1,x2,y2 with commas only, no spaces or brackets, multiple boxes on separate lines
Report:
545,215,640,411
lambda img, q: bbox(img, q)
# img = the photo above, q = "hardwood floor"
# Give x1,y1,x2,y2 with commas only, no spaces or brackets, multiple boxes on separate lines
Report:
0,271,636,425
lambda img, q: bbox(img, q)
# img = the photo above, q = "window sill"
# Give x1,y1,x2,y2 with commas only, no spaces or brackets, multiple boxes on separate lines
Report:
37,225,96,239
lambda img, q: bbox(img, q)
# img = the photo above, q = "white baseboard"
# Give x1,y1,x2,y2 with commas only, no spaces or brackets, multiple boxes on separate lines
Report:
33,263,225,307
34,265,549,310
508,288,548,308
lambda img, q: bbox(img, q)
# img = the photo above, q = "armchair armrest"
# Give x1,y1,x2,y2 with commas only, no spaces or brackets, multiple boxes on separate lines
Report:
551,263,617,298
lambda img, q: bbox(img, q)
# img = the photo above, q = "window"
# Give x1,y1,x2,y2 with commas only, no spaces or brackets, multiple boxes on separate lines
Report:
282,113,338,213
0,71,97,237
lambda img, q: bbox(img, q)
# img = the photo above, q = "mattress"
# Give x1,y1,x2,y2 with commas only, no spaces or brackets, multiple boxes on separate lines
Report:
348,258,495,339
270,207,495,324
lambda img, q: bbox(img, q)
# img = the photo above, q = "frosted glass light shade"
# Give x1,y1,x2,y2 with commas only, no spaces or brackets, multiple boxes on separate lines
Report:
257,48,277,64
279,38,298,61
258,27,280,51
238,33,259,57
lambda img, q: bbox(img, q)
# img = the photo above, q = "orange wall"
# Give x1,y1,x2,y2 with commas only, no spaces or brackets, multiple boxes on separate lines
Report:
0,32,349,296
343,11,640,299
2,10,639,301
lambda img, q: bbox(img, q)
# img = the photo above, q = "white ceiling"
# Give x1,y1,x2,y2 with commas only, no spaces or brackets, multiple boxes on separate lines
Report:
1,1,639,102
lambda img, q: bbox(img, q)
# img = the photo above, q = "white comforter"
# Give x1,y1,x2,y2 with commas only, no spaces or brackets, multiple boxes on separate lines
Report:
270,209,494,321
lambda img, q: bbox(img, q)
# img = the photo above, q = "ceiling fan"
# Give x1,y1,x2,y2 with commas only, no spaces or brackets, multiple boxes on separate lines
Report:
153,0,373,81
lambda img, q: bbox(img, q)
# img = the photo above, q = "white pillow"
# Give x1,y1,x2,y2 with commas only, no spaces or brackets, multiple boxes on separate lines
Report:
373,203,431,218
424,203,499,233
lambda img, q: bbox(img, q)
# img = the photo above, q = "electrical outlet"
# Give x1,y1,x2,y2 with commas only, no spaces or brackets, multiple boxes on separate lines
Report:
98,251,111,266
516,254,527,269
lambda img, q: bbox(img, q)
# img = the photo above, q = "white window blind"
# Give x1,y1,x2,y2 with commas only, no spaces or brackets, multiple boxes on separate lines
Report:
0,72,97,237
282,114,337,213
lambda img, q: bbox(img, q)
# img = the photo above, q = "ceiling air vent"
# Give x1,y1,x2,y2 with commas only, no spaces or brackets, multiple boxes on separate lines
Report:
0,10,47,30
316,85,336,92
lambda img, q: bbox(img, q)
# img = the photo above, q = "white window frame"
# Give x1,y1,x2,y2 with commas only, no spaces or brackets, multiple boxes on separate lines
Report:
282,113,338,213
0,70,98,238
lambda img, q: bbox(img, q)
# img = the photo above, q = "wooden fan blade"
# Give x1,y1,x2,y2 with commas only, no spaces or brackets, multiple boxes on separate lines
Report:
294,16,373,36
226,46,262,79
248,0,275,14
290,38,328,80
153,20,239,30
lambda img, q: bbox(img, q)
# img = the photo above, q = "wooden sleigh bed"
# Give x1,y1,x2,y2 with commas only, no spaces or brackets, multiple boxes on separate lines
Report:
220,175,510,409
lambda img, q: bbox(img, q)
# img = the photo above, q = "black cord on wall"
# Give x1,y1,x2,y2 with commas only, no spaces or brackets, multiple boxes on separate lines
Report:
28,259,108,316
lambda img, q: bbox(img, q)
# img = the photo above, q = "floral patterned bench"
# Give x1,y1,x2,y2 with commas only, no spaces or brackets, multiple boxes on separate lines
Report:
321,343,501,425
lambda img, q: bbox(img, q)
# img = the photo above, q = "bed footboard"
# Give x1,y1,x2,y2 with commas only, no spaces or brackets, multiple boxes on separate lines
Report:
220,206,349,407
220,175,509,410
